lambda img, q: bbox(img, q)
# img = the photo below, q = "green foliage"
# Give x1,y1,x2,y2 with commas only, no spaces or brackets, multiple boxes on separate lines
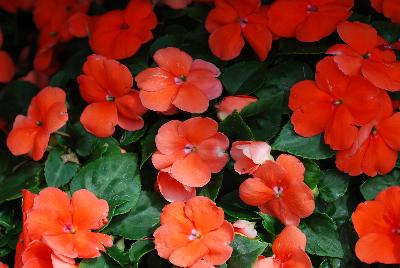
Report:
227,235,268,268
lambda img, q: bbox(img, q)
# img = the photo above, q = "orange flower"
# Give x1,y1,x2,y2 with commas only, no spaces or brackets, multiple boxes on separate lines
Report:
78,54,147,137
152,117,229,188
352,186,400,264
267,0,353,42
239,154,314,226
216,95,257,121
327,21,400,91
157,172,196,202
253,226,311,268
154,196,234,267
233,220,257,239
7,87,68,161
136,47,223,113
205,0,272,61
20,70,49,89
21,241,77,268
336,93,400,176
26,187,112,259
89,0,157,60
289,56,383,150
0,29,16,83
0,262,8,268
0,0,33,13
371,0,400,23
230,141,273,175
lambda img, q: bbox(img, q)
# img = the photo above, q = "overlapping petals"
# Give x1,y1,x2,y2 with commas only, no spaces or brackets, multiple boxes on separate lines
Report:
0,29,16,83
371,0,400,23
230,141,273,174
239,154,315,226
154,196,234,267
6,87,68,160
215,95,257,121
137,47,223,113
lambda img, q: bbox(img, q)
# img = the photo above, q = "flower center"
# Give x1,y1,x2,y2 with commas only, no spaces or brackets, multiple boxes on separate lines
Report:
239,17,248,28
174,75,186,85
306,4,318,13
333,99,342,105
273,186,284,197
371,126,378,136
120,23,130,30
36,121,43,126
50,31,58,37
392,228,400,235
65,5,73,12
106,94,115,101
63,223,76,234
363,53,370,59
188,229,201,240
184,144,196,154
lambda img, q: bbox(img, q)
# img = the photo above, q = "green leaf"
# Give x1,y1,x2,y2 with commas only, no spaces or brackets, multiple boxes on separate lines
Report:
303,160,322,190
273,122,335,160
0,163,42,203
372,21,400,43
80,255,122,268
107,191,166,240
219,111,254,142
120,125,147,146
106,245,130,266
220,191,259,220
69,123,100,157
360,169,400,200
227,235,268,268
220,61,262,95
186,4,211,22
319,258,342,268
197,173,223,201
300,213,344,258
49,70,69,87
236,63,270,95
278,39,331,55
258,213,282,236
149,35,182,55
140,120,167,168
318,170,350,203
44,149,79,187
70,153,141,216
240,92,284,141
88,137,122,161
129,240,154,267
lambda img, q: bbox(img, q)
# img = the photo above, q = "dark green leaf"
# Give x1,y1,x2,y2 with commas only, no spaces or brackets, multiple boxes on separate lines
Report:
44,149,79,187
221,61,262,95
258,213,281,235
300,213,344,258
129,240,154,267
220,191,259,220
303,160,322,190
227,235,268,268
278,39,331,55
80,255,122,268
197,173,223,201
360,169,400,200
49,71,69,87
140,120,167,168
219,111,254,142
107,191,166,240
149,35,181,55
69,123,100,157
120,125,147,146
318,170,350,203
273,122,335,160
106,245,130,266
373,21,400,43
70,153,141,216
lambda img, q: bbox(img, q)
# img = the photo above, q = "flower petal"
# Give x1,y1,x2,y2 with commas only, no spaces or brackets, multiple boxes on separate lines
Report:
80,102,118,138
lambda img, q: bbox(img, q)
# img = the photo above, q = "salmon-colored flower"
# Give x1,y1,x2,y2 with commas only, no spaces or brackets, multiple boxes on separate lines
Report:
352,186,400,264
267,0,353,42
0,262,7,268
253,226,311,268
239,154,315,226
77,54,147,137
0,30,16,83
7,87,68,161
26,187,112,259
233,220,257,239
371,0,400,23
289,56,383,150
216,95,257,121
205,0,272,61
154,196,235,267
336,93,400,176
157,172,196,202
152,117,229,188
136,47,223,113
21,241,77,268
327,21,400,91
89,0,157,60
230,141,273,175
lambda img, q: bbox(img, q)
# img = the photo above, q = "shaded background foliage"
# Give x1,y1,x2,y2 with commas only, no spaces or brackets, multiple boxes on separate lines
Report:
0,0,399,267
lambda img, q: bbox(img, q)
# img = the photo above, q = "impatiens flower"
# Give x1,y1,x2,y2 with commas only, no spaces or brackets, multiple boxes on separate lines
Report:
154,196,235,267
136,47,223,113
289,56,383,150
205,0,272,61
152,117,229,188
26,187,113,259
352,186,400,264
7,87,68,161
253,226,311,268
0,29,16,83
371,0,400,23
267,0,353,42
0,262,7,268
0,0,33,13
157,171,196,202
20,70,49,88
230,141,273,175
216,95,257,121
89,0,157,60
239,154,314,226
77,54,147,137
336,93,400,176
21,241,77,268
233,220,257,239
327,21,400,91
158,0,213,9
